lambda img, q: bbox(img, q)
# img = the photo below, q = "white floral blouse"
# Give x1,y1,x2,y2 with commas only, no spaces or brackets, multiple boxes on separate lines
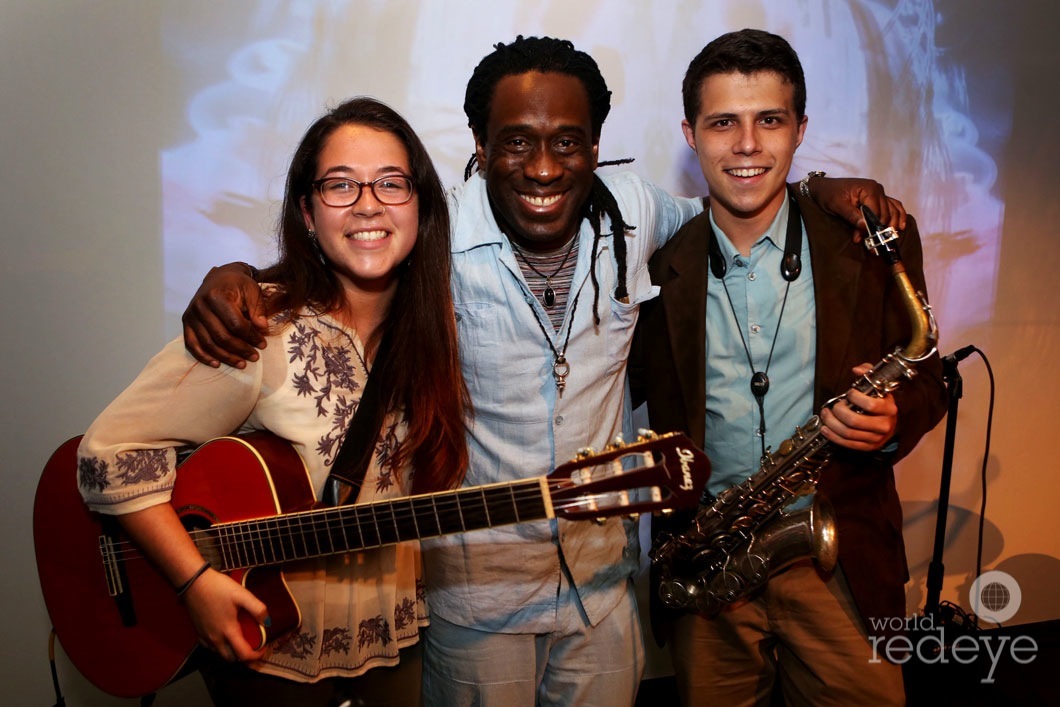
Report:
78,309,427,682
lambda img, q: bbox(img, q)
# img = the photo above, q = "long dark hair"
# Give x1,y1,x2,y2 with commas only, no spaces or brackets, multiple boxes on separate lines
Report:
260,97,469,493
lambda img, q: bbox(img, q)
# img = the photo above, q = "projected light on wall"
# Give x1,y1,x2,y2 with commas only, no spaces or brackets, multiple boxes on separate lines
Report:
161,0,1005,348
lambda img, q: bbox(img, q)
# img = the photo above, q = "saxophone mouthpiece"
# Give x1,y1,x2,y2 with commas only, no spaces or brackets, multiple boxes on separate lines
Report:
859,204,900,259
860,203,885,232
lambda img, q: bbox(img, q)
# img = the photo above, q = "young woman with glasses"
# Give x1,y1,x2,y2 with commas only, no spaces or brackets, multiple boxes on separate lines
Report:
77,97,470,706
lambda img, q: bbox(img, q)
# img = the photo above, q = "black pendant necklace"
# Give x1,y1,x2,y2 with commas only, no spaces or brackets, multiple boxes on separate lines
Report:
750,371,771,398
510,235,577,309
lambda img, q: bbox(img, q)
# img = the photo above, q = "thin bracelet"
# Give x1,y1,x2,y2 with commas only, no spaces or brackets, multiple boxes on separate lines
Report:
175,561,211,597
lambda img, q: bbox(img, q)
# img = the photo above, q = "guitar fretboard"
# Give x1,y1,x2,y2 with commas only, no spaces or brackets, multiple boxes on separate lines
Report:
196,478,551,571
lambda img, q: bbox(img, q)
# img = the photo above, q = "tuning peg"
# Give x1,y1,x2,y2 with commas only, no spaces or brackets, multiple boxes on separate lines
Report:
608,434,626,449
628,512,641,521
637,428,658,440
576,447,595,458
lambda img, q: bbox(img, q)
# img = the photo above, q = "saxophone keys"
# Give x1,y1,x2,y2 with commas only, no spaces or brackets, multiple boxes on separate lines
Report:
735,553,769,584
712,570,745,604
695,588,723,616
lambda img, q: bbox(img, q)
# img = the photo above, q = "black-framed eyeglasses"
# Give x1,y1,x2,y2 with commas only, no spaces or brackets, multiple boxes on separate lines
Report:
312,175,415,207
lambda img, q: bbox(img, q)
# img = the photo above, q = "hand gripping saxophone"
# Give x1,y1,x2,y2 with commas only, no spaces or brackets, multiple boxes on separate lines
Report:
649,205,938,616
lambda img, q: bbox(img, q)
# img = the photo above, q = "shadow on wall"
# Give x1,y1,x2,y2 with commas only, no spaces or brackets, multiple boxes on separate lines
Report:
902,496,1059,626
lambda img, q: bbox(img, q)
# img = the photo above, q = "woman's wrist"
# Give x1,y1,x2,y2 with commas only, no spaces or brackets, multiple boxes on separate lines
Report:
175,560,212,597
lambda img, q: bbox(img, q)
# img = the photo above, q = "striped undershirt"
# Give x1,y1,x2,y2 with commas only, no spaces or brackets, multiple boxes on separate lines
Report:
512,237,581,330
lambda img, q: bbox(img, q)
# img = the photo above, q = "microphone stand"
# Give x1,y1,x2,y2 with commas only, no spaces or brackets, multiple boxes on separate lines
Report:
908,348,980,707
923,354,964,619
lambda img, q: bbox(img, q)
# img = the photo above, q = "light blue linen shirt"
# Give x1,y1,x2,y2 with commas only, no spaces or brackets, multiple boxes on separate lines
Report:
422,171,700,633
704,198,817,496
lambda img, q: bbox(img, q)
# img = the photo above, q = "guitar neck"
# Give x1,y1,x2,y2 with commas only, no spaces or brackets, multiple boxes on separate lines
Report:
194,477,552,571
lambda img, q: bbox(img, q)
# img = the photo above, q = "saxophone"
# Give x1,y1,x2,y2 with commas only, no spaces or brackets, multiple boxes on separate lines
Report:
649,205,938,616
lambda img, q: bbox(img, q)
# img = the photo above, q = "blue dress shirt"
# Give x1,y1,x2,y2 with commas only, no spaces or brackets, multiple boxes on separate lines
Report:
423,172,701,633
704,198,817,497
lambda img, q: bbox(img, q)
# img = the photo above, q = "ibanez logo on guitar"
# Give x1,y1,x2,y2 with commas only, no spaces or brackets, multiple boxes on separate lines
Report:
33,430,709,698
676,446,699,491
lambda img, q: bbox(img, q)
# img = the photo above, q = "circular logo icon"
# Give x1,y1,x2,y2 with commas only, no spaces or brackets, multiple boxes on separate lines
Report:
969,570,1021,624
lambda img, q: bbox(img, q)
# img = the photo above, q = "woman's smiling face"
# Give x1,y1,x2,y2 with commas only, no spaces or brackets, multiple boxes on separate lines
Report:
301,123,419,296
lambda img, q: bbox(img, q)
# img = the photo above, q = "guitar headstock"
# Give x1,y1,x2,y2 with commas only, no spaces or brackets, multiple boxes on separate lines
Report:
547,430,711,521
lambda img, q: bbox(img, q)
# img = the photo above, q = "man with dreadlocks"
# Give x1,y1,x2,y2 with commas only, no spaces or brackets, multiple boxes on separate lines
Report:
413,37,698,705
181,35,906,705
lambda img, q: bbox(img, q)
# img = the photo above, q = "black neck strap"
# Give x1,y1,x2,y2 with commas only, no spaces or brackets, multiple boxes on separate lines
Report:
708,193,803,282
323,333,391,507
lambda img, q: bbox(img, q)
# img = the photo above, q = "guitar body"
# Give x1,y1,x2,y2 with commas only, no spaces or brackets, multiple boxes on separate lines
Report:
33,433,313,698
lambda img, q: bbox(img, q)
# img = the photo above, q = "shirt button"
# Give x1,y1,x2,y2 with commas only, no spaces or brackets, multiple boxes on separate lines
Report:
755,428,764,437
748,271,757,281
555,415,564,425
750,324,762,334
734,258,745,268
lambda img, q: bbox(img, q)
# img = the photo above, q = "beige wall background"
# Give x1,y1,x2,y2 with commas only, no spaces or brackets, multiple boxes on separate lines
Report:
2,0,1057,704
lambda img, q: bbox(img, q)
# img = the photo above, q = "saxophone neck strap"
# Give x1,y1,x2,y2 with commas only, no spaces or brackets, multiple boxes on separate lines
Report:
706,194,803,282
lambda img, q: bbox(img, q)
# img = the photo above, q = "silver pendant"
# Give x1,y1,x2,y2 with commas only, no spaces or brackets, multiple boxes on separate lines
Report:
553,355,570,397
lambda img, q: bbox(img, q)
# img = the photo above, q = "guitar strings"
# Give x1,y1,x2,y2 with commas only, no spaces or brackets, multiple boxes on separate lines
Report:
101,477,662,567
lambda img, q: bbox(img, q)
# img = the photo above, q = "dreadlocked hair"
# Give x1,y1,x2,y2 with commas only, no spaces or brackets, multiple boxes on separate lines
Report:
464,35,636,323
585,175,635,324
464,35,612,139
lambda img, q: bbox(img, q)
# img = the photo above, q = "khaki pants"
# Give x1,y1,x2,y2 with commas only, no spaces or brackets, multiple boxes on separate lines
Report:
669,562,904,707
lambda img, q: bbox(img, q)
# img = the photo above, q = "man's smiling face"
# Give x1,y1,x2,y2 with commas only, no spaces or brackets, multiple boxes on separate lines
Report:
682,70,807,241
475,70,599,252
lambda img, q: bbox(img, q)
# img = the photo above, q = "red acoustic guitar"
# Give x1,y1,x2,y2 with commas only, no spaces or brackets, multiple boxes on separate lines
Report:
33,430,709,698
